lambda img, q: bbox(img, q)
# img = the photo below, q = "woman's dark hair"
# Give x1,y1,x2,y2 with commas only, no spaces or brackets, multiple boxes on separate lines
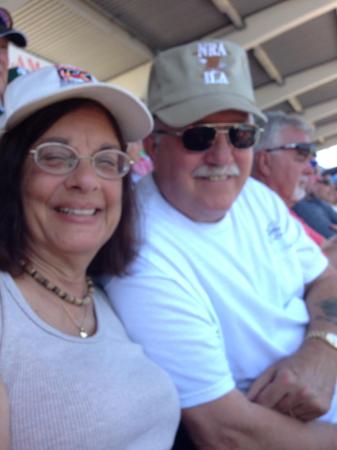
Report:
0,98,137,276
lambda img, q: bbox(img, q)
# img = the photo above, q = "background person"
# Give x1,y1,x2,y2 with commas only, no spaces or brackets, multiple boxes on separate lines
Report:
0,7,26,106
251,111,337,249
127,140,154,182
104,39,337,450
294,173,337,238
329,176,337,212
252,111,316,207
0,65,179,450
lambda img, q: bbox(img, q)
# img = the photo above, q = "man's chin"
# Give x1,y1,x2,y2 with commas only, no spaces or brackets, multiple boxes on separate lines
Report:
292,187,306,203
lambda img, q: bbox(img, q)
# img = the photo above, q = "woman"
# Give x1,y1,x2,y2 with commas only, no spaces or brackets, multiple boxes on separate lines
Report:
0,65,180,450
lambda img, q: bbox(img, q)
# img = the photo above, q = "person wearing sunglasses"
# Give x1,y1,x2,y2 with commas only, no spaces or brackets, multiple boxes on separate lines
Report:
252,111,324,242
294,173,337,239
252,111,337,269
0,65,180,450
104,39,337,450
253,111,316,205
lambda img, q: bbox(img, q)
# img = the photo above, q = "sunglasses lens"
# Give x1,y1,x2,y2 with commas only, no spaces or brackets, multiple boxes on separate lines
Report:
182,124,257,151
229,125,257,149
296,143,316,157
319,179,331,186
182,127,216,151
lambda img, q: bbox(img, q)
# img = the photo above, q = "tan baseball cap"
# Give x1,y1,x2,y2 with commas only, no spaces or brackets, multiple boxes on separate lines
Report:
148,39,266,127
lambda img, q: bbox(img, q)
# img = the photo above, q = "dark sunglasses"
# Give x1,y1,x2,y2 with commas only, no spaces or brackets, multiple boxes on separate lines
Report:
317,178,332,186
266,143,317,158
154,123,262,152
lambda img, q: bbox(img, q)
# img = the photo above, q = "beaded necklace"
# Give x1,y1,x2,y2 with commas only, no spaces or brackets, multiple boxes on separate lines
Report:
20,260,94,306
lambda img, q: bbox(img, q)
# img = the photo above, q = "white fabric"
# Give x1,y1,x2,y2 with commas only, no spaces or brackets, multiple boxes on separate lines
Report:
0,271,180,450
104,175,337,422
3,65,153,141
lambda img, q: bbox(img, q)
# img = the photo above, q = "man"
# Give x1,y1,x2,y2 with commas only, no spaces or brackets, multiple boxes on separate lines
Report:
104,39,337,449
252,111,324,244
253,111,337,272
294,174,337,238
0,7,26,105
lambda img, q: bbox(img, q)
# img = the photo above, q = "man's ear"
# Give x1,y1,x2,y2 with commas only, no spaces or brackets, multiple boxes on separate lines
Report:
144,134,157,162
256,150,272,177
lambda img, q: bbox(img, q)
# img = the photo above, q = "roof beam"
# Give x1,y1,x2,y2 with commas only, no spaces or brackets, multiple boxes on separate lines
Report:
2,0,26,11
256,60,337,108
315,123,337,140
109,0,337,102
288,97,303,113
59,0,153,59
301,99,337,123
210,0,244,28
215,0,337,50
318,135,337,150
253,46,283,84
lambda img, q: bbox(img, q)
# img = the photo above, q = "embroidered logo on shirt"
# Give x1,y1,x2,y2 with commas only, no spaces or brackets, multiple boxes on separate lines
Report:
197,41,231,85
266,222,283,241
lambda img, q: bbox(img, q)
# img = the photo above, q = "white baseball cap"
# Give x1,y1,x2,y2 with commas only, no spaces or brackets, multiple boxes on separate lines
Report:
3,64,153,142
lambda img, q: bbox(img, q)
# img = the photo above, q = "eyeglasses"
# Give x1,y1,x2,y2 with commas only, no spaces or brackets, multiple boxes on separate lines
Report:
29,142,133,179
266,143,317,158
154,123,262,151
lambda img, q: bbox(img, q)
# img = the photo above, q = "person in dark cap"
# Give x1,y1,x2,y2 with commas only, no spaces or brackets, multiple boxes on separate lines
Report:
0,7,26,105
104,39,337,449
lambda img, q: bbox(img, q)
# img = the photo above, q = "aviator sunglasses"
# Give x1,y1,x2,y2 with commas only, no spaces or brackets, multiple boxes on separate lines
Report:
265,142,317,158
154,123,263,151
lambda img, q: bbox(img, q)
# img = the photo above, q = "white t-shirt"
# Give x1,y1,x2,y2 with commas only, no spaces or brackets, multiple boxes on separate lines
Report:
104,175,337,422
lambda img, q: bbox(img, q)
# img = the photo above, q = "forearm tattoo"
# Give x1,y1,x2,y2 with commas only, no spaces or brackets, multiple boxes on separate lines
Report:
314,298,337,326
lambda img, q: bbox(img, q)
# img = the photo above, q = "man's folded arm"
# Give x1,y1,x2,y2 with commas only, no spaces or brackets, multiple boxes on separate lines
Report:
183,388,337,450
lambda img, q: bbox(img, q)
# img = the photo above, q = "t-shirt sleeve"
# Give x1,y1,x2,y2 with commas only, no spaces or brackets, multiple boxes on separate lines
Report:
104,267,235,408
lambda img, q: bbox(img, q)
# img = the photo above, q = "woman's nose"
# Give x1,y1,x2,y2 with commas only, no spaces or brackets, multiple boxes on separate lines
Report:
64,158,100,192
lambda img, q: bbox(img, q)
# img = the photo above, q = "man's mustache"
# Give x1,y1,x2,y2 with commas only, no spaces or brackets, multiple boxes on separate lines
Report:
193,164,240,178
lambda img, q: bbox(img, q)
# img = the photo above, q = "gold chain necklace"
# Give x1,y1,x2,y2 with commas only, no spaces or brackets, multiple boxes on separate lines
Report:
20,260,94,306
59,301,90,338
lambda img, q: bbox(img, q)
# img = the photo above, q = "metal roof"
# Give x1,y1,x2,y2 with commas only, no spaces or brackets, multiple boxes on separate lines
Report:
6,0,337,149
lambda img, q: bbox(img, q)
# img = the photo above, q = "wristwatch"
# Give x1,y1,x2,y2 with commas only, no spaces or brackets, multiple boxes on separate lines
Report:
306,331,337,350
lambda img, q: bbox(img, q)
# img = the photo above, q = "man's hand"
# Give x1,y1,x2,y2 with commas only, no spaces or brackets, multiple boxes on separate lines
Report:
182,389,337,450
247,338,337,421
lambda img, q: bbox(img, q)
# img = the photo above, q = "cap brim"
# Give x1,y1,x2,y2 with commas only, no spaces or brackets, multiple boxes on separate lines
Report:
0,29,27,47
6,82,153,142
154,92,267,127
